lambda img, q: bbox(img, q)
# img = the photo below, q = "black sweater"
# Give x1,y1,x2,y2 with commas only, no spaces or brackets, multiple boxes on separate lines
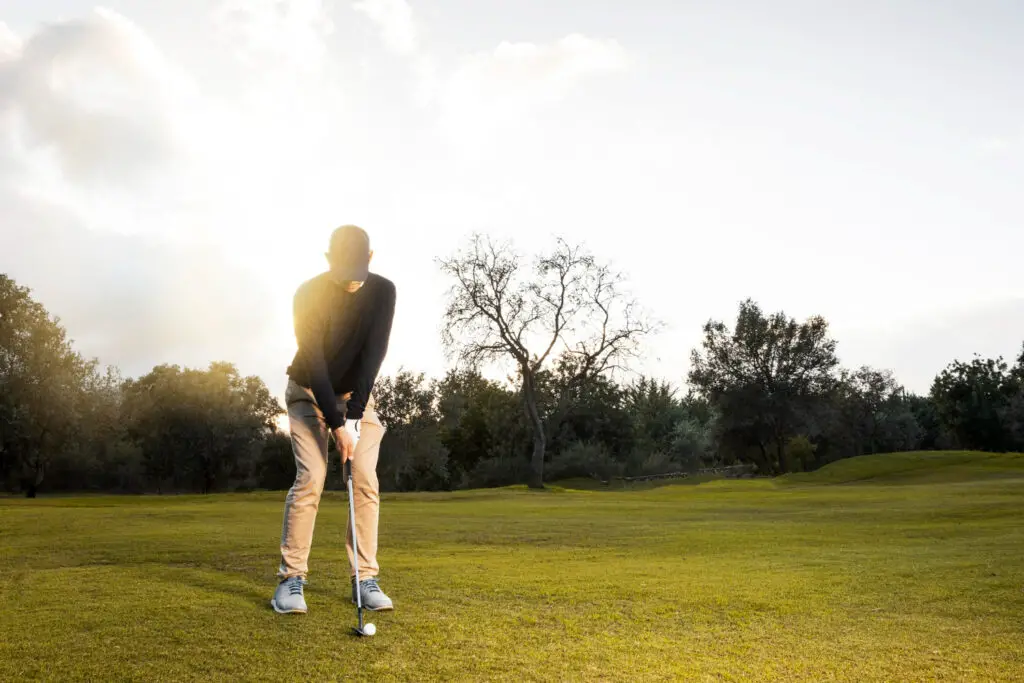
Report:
286,272,396,429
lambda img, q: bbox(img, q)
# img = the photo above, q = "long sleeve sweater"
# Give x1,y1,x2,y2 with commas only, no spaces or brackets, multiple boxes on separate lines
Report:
286,271,396,429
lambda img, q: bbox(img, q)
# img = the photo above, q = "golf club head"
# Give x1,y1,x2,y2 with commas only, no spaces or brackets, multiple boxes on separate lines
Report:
352,623,376,637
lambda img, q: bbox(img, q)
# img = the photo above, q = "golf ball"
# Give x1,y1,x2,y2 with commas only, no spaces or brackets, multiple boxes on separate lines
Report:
363,623,376,636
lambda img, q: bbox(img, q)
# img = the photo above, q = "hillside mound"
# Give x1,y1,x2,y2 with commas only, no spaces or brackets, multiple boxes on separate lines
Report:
780,451,1024,485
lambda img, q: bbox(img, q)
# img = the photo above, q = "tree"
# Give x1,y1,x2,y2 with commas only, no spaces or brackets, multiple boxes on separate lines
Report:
51,365,137,492
905,393,944,451
0,275,101,496
545,354,633,468
688,298,839,474
843,367,899,453
840,367,921,454
623,378,682,456
930,354,1015,451
617,376,715,473
373,370,450,491
438,235,654,488
1004,390,1024,452
812,368,923,466
435,369,527,481
1011,344,1024,386
122,362,282,493
373,370,438,431
257,431,295,491
998,344,1024,452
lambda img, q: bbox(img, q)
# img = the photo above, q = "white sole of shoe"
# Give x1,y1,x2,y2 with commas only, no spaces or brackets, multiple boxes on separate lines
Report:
271,599,307,615
352,599,393,611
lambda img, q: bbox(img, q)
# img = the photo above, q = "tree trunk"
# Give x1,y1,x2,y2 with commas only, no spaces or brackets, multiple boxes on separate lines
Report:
776,438,788,475
772,420,789,474
522,369,546,489
24,450,43,498
754,441,773,475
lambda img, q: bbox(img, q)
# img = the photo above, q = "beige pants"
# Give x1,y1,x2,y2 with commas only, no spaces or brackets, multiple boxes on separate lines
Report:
278,379,385,581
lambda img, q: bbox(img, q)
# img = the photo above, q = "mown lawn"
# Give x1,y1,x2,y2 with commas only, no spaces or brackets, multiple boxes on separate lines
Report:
1,452,1022,681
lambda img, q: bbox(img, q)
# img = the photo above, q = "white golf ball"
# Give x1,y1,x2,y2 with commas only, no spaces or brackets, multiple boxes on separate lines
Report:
363,623,376,636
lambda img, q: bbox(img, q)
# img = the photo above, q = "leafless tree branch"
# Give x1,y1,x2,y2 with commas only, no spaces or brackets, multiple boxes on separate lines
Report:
438,233,658,487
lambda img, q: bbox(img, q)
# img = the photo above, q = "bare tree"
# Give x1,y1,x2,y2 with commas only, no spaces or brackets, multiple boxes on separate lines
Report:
438,234,655,488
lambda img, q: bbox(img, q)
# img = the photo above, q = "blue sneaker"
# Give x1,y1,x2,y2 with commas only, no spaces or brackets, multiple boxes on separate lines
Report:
271,576,307,614
352,577,393,611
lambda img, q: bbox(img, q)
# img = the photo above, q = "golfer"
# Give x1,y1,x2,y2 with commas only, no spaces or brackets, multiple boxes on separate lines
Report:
272,224,396,615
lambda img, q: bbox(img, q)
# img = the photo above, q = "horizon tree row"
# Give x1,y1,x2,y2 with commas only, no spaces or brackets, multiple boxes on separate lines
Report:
3,240,1023,495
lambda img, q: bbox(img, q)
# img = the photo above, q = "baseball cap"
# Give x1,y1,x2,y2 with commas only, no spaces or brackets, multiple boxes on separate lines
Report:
328,225,370,282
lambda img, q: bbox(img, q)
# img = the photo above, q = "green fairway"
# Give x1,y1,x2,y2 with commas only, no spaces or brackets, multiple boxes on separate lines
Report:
2,452,1023,682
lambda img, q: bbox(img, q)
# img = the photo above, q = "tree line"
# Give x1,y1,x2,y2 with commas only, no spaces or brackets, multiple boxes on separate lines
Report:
2,238,1023,496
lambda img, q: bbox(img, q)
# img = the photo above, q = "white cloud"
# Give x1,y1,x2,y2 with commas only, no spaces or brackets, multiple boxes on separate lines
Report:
0,5,634,397
352,0,418,55
411,53,439,106
0,22,21,60
0,8,194,190
346,5,629,130
0,6,279,375
350,0,438,108
2,186,279,378
212,0,335,72
0,6,349,390
978,128,1023,153
440,33,629,145
0,5,351,244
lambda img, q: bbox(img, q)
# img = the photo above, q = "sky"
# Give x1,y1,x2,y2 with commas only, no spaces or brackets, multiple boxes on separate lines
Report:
1,0,1023,406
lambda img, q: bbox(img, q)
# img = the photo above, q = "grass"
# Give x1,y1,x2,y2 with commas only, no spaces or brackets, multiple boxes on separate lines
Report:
1,451,1023,682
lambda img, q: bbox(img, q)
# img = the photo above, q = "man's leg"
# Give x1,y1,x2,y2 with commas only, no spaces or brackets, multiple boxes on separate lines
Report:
273,382,329,613
348,398,392,610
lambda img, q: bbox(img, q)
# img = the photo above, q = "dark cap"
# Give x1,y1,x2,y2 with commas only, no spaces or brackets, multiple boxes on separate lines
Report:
328,225,370,282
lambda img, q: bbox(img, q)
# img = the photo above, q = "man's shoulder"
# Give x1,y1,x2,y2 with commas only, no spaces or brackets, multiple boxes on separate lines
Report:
294,272,334,300
366,272,396,297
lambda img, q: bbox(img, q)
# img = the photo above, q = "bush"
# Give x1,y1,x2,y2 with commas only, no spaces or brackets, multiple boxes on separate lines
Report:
258,432,296,491
637,451,683,476
378,422,451,492
784,435,817,472
391,440,450,492
39,437,146,494
547,441,624,482
91,439,146,493
466,456,530,488
670,416,713,468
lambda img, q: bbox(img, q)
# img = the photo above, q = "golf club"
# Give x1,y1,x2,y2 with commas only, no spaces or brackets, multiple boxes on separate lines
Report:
346,458,375,637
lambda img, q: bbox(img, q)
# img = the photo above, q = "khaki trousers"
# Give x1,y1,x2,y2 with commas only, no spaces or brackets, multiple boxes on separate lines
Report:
278,379,385,581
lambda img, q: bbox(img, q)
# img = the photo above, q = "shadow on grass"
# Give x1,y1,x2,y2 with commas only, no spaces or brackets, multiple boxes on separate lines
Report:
147,564,273,612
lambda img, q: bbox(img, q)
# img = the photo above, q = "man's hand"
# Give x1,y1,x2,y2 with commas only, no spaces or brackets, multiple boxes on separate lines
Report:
333,419,361,463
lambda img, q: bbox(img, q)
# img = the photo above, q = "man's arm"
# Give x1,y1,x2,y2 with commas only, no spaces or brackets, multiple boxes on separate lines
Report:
346,279,396,420
294,283,345,430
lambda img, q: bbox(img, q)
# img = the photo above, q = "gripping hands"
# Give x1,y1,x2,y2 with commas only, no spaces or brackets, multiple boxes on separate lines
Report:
333,418,361,463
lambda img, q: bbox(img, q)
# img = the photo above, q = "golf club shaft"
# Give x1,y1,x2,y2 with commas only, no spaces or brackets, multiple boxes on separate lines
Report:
346,459,363,626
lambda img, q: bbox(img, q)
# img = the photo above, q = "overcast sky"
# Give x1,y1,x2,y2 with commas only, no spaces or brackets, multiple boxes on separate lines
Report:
2,0,1022,404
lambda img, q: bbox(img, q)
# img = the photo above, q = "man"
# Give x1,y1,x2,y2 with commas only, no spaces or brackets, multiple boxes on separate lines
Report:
271,224,397,615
